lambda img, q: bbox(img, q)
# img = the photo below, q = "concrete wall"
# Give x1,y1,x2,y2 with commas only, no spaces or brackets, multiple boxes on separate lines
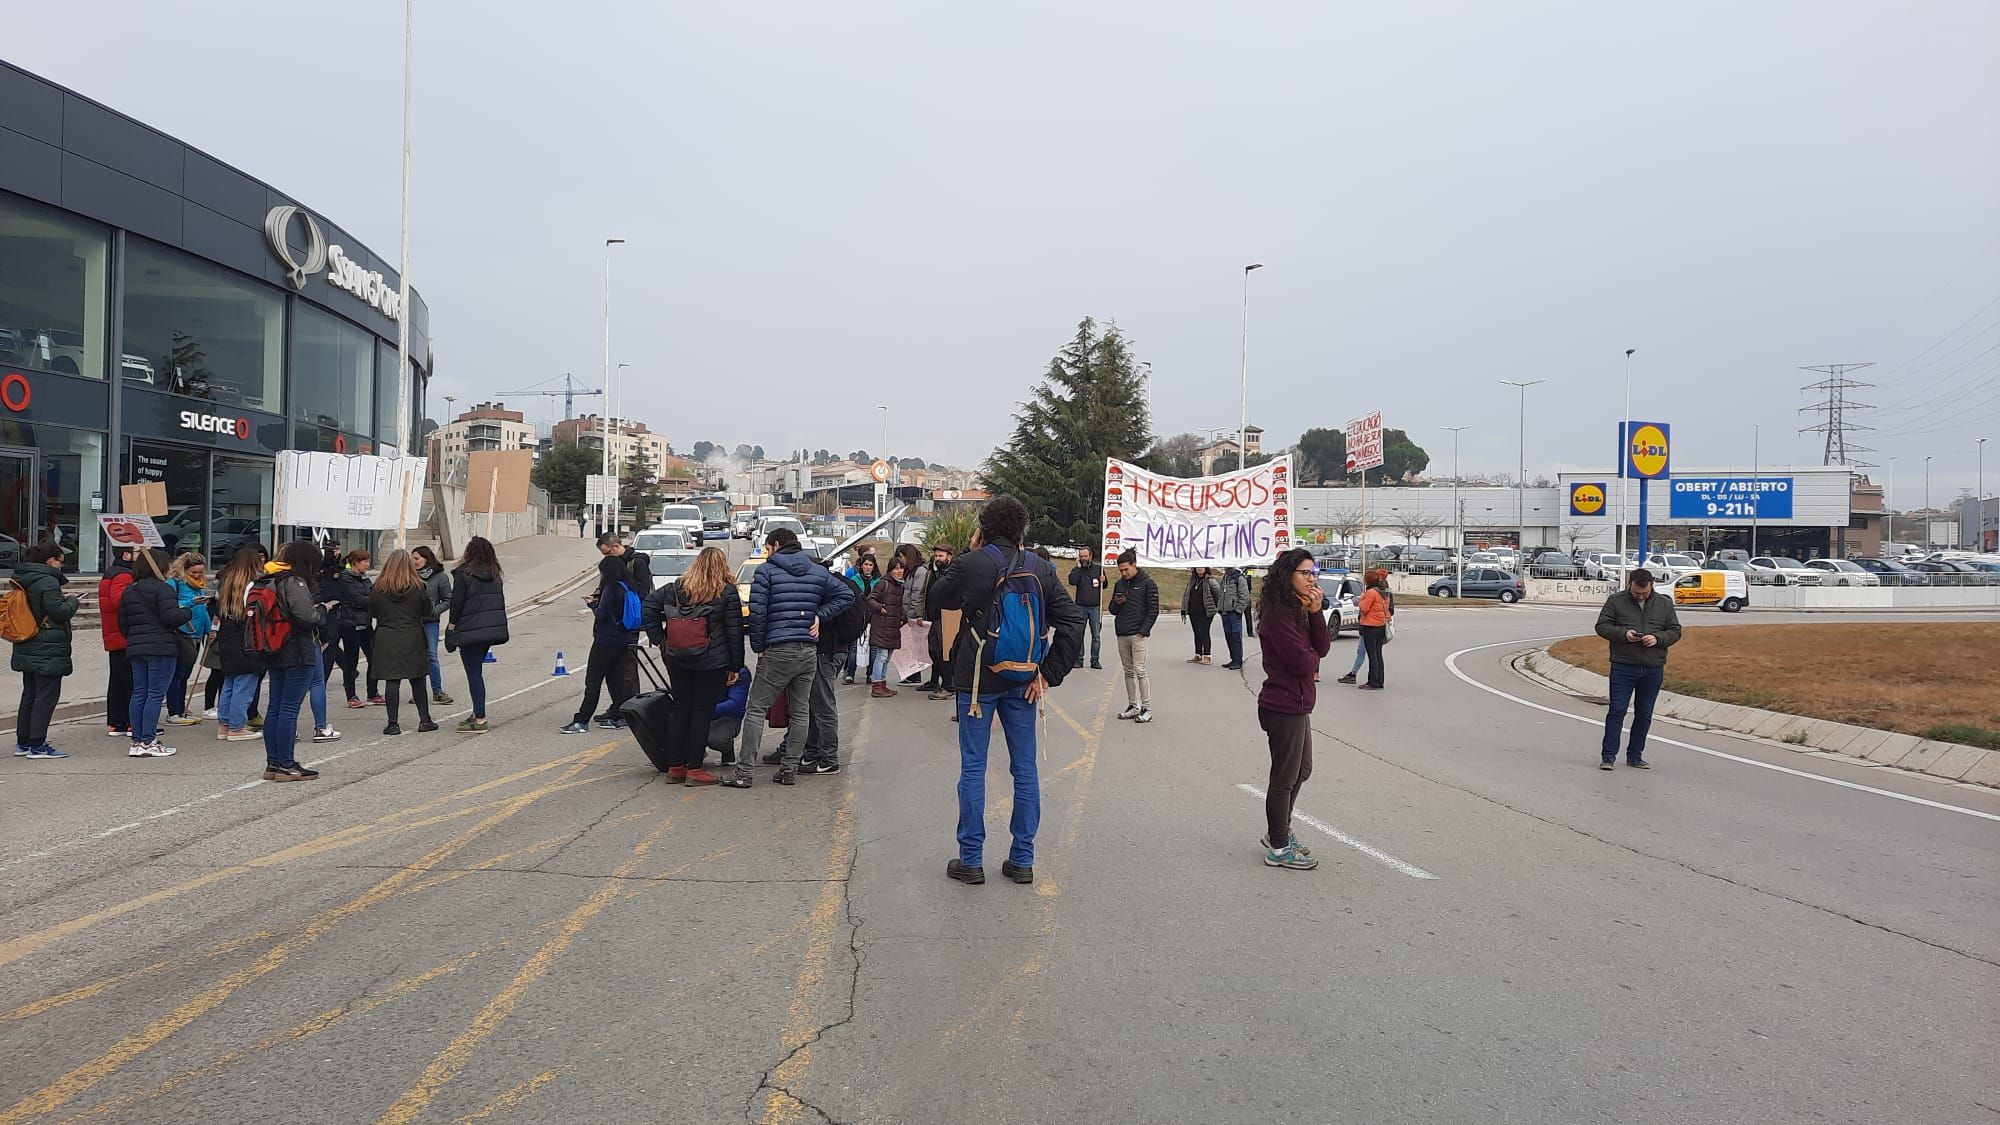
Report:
432,481,547,557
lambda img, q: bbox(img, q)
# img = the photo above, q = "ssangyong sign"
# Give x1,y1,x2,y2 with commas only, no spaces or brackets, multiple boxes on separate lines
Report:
264,205,403,320
179,409,251,441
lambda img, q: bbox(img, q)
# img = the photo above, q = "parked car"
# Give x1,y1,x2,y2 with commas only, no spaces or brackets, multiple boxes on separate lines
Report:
1527,553,1583,578
1910,560,2000,586
1316,572,1363,637
1467,550,1505,568
1581,552,1628,581
1803,558,1881,587
1848,557,1929,586
1400,547,1451,575
1641,553,1704,583
1748,556,1823,586
1429,567,1525,602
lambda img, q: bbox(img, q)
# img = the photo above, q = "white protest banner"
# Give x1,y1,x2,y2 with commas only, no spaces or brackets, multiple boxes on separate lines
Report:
1100,455,1293,569
1345,411,1383,473
275,451,427,530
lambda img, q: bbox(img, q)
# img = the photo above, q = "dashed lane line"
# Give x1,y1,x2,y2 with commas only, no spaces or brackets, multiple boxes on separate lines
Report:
1236,784,1439,879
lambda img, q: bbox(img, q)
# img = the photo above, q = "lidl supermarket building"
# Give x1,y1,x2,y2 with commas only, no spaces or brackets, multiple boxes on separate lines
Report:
0,61,430,574
1294,465,1872,558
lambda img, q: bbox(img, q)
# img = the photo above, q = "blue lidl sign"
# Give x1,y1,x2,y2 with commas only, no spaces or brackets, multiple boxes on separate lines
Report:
1619,421,1671,480
1669,477,1794,521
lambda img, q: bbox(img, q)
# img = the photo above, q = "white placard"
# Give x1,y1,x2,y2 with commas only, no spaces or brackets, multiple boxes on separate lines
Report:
1345,411,1384,473
275,451,427,530
585,474,619,505
1100,455,1293,568
98,513,165,548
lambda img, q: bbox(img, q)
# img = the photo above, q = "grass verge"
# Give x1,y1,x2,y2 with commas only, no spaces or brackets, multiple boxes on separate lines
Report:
1547,623,2000,748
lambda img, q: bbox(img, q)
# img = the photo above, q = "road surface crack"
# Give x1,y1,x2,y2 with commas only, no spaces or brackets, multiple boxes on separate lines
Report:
744,832,866,1125
531,775,657,871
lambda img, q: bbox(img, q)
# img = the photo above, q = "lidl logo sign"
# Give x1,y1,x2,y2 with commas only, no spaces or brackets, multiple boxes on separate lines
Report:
1624,421,1671,479
1570,482,1606,516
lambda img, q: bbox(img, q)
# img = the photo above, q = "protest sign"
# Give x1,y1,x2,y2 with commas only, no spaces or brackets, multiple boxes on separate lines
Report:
1100,455,1293,568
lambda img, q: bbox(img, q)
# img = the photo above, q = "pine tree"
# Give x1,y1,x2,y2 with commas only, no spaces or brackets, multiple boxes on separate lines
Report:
982,318,1152,546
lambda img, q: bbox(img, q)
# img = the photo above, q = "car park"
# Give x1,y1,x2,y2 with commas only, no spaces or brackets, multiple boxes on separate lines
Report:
1910,559,2000,585
1803,558,1881,587
1848,557,1929,586
1671,569,1748,612
1316,572,1363,637
1526,553,1583,578
1429,567,1525,602
1399,546,1451,574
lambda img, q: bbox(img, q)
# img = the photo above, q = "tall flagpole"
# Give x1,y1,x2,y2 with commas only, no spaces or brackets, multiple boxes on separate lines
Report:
392,0,414,548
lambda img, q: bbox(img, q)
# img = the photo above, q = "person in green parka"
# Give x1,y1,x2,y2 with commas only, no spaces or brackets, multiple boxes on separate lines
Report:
10,540,82,759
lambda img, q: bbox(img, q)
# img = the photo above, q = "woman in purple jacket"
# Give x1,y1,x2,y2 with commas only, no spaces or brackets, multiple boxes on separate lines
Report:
1255,548,1331,870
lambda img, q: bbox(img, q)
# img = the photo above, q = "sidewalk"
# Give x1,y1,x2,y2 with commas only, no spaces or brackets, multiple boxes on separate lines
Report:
3,535,602,728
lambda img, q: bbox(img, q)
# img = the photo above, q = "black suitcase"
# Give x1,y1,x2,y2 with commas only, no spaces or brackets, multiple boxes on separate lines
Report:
619,645,676,773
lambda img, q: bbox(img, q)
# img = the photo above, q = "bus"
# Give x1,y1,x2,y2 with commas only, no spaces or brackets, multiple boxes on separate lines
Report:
692,494,732,540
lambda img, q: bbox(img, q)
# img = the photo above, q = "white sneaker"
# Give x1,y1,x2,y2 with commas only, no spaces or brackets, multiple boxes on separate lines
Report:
313,727,343,743
129,741,178,758
201,708,218,720
1117,705,1141,720
1135,709,1154,724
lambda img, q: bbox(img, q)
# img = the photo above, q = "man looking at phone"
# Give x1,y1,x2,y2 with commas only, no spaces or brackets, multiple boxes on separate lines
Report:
1593,567,1681,770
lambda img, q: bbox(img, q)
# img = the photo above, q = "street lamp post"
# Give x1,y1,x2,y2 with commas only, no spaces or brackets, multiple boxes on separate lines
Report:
1617,348,1635,565
1977,437,1988,550
1500,380,1545,555
1445,425,1469,590
599,237,624,536
1238,263,1263,477
878,405,890,517
1924,455,1933,550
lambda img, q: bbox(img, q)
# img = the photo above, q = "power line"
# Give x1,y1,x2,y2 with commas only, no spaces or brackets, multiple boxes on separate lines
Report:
1797,363,1876,468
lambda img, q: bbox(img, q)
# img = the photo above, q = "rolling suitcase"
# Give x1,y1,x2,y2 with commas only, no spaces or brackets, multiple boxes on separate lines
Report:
620,644,676,773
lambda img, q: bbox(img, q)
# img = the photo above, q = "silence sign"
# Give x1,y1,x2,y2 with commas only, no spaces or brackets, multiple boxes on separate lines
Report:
1345,411,1384,472
1100,455,1293,568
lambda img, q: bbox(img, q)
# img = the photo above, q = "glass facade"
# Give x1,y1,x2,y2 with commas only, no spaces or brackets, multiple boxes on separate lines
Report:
292,303,375,435
0,194,110,382
0,183,426,575
123,238,285,412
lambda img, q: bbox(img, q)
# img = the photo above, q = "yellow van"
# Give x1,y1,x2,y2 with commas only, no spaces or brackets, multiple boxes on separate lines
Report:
1672,569,1748,612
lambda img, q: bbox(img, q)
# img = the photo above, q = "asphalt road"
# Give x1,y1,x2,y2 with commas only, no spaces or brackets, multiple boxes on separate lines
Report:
2,577,1995,1124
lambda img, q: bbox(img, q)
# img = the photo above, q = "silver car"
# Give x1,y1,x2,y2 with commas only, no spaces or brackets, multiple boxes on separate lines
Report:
1748,556,1823,586
1804,558,1881,587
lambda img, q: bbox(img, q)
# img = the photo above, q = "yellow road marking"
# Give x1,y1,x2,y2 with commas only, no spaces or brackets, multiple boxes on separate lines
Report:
372,792,697,1125
759,792,858,1125
0,743,623,1125
456,1067,570,1124
0,744,625,969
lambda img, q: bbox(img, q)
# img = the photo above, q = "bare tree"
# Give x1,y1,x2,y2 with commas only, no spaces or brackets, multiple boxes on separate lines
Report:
1562,524,1590,554
1389,512,1449,545
1326,507,1366,545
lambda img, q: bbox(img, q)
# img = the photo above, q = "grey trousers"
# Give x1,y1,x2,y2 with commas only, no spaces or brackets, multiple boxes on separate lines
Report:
803,651,844,764
1117,634,1151,708
737,642,818,779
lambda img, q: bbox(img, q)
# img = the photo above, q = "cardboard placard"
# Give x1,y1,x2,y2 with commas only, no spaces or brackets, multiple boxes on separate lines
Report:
466,450,535,513
120,482,169,517
99,513,165,548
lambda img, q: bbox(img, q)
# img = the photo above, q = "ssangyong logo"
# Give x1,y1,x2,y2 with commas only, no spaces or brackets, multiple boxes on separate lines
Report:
263,205,402,320
180,410,250,441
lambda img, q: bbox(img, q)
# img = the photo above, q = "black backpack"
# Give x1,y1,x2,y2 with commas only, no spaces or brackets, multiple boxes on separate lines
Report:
823,578,871,648
656,583,718,664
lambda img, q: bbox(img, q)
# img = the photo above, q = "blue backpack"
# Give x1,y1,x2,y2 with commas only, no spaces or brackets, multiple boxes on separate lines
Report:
975,544,1051,689
618,582,644,630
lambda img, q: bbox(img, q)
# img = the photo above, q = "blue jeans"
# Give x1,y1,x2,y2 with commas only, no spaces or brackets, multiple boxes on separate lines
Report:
306,649,329,730
1076,606,1102,666
868,645,894,683
166,654,194,717
1347,635,1367,676
128,655,176,744
1221,611,1244,666
262,664,312,767
956,685,1040,868
423,621,443,692
1603,662,1666,762
219,673,259,729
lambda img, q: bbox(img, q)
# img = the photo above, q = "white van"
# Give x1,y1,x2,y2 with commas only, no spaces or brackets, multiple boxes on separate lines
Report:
653,504,705,542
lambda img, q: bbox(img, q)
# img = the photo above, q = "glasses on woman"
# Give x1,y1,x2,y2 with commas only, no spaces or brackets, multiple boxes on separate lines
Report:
1299,566,1319,577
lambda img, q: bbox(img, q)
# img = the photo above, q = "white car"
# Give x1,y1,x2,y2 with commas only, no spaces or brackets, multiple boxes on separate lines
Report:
1316,573,1363,638
1642,553,1704,582
1748,556,1822,586
653,504,706,542
1805,558,1881,587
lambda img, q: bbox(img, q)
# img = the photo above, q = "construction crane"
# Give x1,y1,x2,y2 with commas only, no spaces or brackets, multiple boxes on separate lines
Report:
498,372,604,420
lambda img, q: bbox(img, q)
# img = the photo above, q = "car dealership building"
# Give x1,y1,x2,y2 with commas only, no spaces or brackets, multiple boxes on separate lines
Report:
0,61,429,573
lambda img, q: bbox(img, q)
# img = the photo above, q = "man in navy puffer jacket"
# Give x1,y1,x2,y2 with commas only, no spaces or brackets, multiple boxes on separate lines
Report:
725,529,855,788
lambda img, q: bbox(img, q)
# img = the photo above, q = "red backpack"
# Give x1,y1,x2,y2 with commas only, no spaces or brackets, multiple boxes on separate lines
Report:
243,575,294,657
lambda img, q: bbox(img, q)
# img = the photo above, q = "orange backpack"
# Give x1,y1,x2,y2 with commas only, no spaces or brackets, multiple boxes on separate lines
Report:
0,579,43,644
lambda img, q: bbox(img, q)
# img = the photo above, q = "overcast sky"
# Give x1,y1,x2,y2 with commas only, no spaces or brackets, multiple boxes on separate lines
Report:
18,2,1999,508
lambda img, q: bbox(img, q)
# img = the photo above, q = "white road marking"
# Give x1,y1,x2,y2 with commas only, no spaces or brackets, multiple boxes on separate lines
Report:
1237,783,1439,879
1444,638,2000,824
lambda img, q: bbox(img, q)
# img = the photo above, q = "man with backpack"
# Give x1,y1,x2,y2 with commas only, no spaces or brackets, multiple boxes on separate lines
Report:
8,540,81,759
798,557,871,775
931,496,1085,886
725,527,854,788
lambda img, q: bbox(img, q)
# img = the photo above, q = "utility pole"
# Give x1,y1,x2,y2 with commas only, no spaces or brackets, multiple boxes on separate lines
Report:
1238,263,1263,481
1750,424,1759,558
1500,380,1544,554
1445,425,1469,591
1924,455,1933,550
599,238,624,536
1618,349,1634,564
1798,363,1877,467
392,0,415,548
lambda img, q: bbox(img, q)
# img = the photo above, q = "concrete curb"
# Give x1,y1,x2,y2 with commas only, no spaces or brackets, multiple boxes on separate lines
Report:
1517,648,2000,791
